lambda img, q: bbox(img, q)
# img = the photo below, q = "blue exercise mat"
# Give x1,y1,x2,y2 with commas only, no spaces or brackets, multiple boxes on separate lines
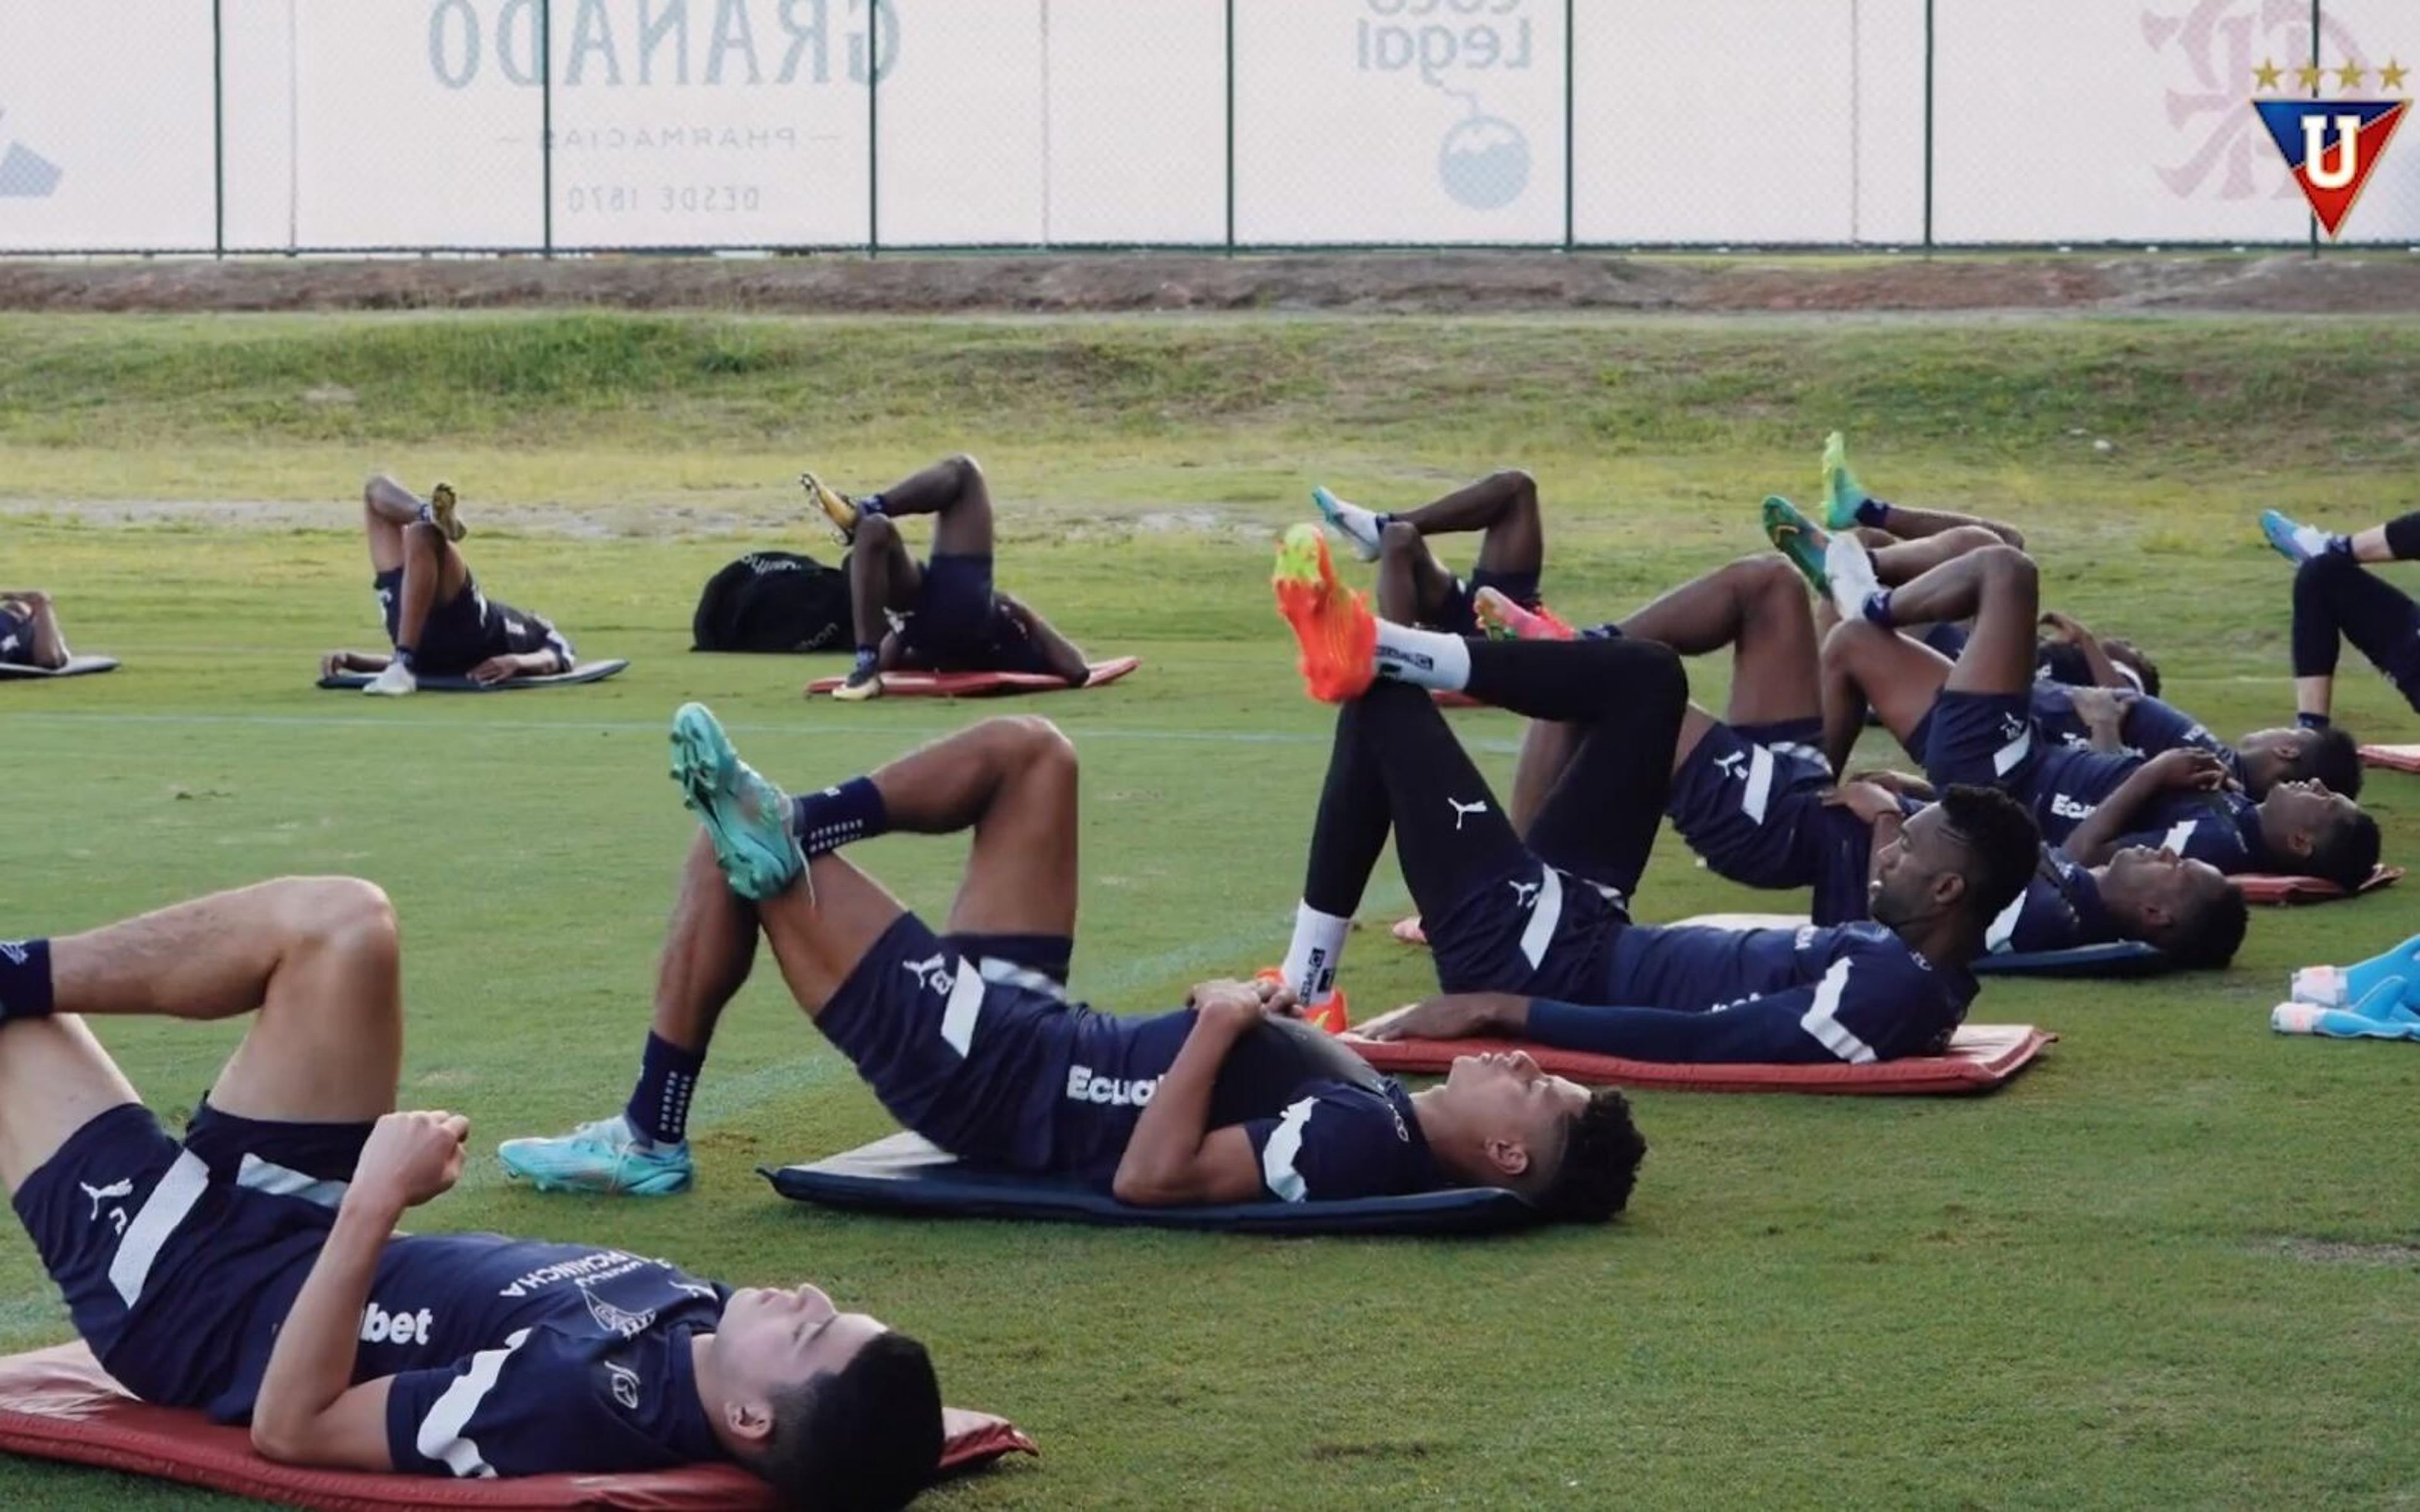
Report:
316,658,628,691
1971,939,2171,978
763,1132,1540,1237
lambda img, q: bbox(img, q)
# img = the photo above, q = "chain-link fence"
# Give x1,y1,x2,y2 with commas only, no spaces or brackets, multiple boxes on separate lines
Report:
2,0,2413,254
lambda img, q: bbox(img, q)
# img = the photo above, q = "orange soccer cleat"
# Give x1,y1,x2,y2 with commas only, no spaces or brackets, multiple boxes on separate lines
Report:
1272,524,1378,703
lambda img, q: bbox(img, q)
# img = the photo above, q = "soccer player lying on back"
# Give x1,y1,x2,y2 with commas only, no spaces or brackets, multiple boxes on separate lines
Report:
1309,468,1564,635
320,476,575,695
1475,549,2246,969
0,880,940,1509
1816,533,2380,888
501,707,1642,1220
801,454,1091,701
1266,526,2040,1064
0,588,73,669
2262,505,2420,724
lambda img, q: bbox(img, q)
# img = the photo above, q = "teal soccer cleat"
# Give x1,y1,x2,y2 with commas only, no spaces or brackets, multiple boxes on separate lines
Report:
497,1115,695,1196
1821,430,1872,531
669,702,804,902
1763,495,1831,596
2260,508,2333,565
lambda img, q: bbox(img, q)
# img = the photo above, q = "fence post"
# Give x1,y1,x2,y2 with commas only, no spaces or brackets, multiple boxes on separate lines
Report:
868,7,880,258
541,0,554,257
1562,0,1574,250
2309,0,2321,256
212,0,226,257
1224,0,1236,255
1922,0,1934,251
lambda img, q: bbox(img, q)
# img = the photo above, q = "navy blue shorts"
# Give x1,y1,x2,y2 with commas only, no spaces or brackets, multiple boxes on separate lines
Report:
819,913,1085,1172
1423,848,1628,1002
1666,718,1833,891
1434,568,1540,638
1921,690,2041,795
898,554,1056,675
13,1100,370,1418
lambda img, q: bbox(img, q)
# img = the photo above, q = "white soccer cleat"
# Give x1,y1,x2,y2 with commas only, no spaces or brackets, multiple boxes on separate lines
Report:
1824,534,1882,624
362,662,417,697
1312,486,1386,563
2288,965,2346,1009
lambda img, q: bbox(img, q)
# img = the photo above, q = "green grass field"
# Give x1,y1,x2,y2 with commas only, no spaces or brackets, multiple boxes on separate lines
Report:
3,311,2418,1509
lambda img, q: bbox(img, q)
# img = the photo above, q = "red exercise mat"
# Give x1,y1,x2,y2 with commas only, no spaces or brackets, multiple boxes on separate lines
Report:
1342,1024,2053,1096
2235,865,2403,906
0,1342,1034,1511
805,656,1138,697
2359,744,2420,774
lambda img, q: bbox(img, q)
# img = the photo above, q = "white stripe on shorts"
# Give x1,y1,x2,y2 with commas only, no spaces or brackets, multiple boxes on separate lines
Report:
108,1149,209,1308
1518,866,1565,971
939,958,987,1057
1740,744,1776,825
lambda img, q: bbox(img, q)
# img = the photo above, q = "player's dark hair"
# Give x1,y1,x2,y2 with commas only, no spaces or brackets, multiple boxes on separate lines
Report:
2104,639,2162,698
2305,808,2382,891
1536,1087,1647,1222
2156,880,2249,970
1938,784,2042,924
2302,726,2365,799
750,1332,943,1512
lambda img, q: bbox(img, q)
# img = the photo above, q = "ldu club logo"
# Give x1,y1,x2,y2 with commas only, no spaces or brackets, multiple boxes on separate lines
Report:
2250,55,2410,238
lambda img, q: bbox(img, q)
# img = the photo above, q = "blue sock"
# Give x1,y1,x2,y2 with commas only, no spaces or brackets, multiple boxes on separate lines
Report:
2324,533,2354,557
1861,590,1898,629
850,646,879,678
792,776,890,856
395,645,417,673
625,1033,704,1147
858,493,887,517
0,938,55,1025
2297,711,2332,731
1854,498,1892,529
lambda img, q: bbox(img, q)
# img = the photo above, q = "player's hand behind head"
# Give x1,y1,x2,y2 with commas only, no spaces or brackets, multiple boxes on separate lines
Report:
351,1110,471,1213
2145,747,2232,793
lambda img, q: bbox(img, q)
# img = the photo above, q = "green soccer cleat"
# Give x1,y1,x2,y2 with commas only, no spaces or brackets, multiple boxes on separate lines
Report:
498,1115,695,1196
1821,430,1871,531
1763,495,1831,595
669,702,805,902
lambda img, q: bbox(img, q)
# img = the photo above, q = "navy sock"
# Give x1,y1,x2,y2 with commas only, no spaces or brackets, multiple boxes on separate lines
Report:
395,646,417,672
850,646,879,677
792,776,890,856
0,938,55,1025
2298,711,2332,731
858,492,887,517
1861,590,1898,629
625,1033,704,1147
2324,534,2355,558
1855,498,1892,528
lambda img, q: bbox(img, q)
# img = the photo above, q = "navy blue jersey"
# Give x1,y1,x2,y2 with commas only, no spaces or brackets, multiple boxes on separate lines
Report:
1052,1009,1436,1200
1524,920,1977,1065
1985,849,2119,955
15,1104,727,1482
819,915,1438,1203
2023,745,2142,843
0,605,32,665
369,1239,727,1478
2103,790,2269,874
2031,686,2244,784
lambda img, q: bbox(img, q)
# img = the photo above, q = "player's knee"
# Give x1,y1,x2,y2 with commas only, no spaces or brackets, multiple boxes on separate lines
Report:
2294,550,2355,603
1008,714,1076,769
289,877,399,962
1378,520,1422,559
362,474,396,505
1973,544,2037,604
401,518,441,553
1727,554,1803,601
1938,524,2002,556
1821,617,1889,679
1492,467,1538,508
853,512,900,552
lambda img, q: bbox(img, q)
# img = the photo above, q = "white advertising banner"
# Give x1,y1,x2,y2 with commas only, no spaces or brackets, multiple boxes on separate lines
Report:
0,6,216,251
1233,0,1570,244
1,0,2411,251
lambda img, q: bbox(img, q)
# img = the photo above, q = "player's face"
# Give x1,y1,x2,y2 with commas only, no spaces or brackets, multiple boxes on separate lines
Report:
2261,778,2358,839
1444,1051,1589,1173
2104,846,2225,933
713,1283,889,1401
1869,805,1962,928
2233,729,2305,796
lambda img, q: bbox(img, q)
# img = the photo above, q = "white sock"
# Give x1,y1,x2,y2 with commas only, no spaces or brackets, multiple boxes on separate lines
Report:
1280,903,1352,1005
1373,621,1472,691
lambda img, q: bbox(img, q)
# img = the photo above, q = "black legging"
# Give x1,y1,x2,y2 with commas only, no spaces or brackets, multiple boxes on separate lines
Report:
2291,551,2420,706
1300,637,1689,922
